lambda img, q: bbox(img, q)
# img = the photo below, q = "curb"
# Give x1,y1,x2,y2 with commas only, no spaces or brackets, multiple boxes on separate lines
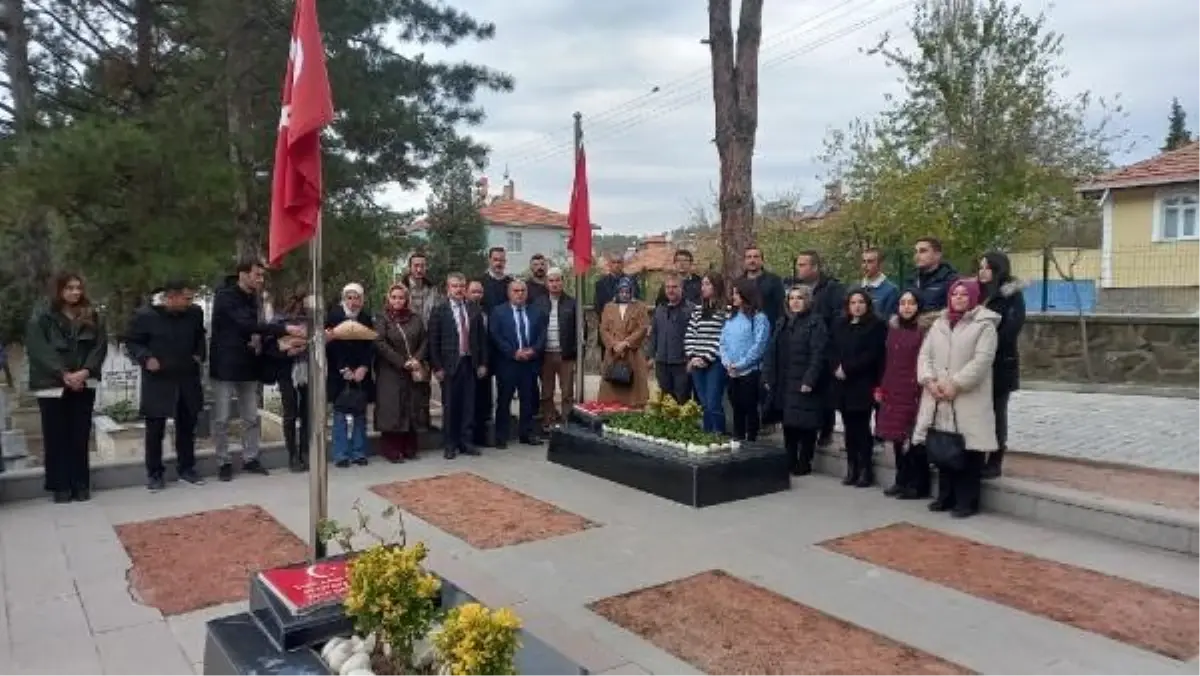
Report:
811,447,1199,557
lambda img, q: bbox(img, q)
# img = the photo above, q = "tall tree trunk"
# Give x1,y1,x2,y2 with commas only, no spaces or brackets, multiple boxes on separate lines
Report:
132,0,156,107
224,7,259,262
708,0,763,282
2,0,54,299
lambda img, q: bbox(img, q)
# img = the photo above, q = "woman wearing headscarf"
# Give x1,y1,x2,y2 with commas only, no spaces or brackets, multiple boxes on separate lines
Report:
875,289,930,498
763,284,827,475
720,278,771,442
373,284,430,462
978,251,1026,479
325,282,376,467
912,278,1000,518
830,288,887,487
598,277,651,406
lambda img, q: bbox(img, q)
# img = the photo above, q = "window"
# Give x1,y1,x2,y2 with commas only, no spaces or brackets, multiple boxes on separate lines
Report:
1156,191,1199,241
506,231,523,253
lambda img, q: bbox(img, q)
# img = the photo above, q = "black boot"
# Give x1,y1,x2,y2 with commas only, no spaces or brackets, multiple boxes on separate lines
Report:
855,446,875,488
900,444,931,499
841,449,858,486
796,440,814,476
982,448,1004,479
884,443,905,496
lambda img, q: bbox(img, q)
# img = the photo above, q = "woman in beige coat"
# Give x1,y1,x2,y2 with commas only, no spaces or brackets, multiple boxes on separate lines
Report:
598,277,651,406
911,278,999,519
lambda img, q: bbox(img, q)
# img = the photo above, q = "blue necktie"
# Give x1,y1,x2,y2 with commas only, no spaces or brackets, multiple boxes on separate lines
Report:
517,308,528,350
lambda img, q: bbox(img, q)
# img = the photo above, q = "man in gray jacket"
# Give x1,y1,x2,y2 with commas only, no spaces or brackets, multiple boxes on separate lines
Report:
647,274,696,403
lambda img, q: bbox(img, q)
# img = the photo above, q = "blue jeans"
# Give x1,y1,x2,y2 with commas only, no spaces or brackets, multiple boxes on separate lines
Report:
691,364,728,434
332,413,367,462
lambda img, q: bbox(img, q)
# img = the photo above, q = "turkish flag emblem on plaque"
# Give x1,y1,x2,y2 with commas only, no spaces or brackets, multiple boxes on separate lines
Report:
258,559,350,614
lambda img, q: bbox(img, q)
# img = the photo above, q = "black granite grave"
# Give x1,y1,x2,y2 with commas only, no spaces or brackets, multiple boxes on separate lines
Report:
203,559,588,675
547,425,791,507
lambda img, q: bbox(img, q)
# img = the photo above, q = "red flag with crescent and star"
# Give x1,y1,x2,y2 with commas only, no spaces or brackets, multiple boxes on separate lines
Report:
268,0,334,267
566,147,592,271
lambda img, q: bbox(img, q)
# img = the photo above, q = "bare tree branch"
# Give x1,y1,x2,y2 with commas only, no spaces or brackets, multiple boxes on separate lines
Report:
28,0,109,56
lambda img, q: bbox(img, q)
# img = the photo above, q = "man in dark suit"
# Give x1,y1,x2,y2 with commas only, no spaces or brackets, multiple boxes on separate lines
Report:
428,272,489,459
489,279,546,448
466,279,492,447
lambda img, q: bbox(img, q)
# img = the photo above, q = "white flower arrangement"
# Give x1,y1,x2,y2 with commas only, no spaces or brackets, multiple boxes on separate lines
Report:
602,424,739,454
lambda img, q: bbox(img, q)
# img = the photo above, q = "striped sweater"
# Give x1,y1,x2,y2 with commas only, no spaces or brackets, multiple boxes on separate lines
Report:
685,306,726,364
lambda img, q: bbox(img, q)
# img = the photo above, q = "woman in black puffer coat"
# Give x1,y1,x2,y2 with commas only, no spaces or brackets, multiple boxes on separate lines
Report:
830,289,887,488
764,284,828,476
978,251,1026,479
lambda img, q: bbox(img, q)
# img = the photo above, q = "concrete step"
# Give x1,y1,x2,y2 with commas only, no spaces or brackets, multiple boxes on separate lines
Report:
809,443,1198,557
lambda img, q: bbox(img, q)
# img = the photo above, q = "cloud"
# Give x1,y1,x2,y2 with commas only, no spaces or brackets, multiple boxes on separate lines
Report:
381,0,1200,236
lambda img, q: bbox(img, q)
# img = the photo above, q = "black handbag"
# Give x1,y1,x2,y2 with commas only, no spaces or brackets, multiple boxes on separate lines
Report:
333,383,368,415
925,400,966,471
604,361,633,386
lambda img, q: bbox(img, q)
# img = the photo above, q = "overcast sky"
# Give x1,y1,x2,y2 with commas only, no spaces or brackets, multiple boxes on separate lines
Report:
381,0,1200,236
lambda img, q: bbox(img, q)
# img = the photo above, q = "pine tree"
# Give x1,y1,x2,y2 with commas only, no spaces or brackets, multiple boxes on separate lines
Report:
1162,98,1193,152
425,161,488,284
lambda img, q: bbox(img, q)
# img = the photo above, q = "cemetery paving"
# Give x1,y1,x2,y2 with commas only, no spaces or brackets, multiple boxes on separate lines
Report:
0,441,1196,675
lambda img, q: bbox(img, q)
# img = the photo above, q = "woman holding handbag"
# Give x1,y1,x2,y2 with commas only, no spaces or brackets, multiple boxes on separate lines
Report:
911,278,1000,519
373,284,431,462
598,277,650,407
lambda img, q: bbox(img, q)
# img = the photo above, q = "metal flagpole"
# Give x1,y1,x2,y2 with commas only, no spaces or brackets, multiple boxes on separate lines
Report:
572,112,587,405
307,215,328,561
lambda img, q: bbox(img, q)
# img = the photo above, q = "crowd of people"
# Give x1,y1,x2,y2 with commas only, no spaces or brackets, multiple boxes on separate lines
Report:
18,236,1025,519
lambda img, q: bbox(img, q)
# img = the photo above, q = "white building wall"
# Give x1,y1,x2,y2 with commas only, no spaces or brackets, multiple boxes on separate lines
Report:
396,226,569,277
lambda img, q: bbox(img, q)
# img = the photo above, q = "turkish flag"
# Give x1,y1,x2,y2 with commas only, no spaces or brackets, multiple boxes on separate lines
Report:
566,147,592,271
268,0,334,267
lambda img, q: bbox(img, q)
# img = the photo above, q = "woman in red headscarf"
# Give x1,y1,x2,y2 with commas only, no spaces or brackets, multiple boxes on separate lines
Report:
910,278,1000,518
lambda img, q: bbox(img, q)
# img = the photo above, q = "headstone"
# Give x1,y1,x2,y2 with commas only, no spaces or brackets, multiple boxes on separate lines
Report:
97,346,140,409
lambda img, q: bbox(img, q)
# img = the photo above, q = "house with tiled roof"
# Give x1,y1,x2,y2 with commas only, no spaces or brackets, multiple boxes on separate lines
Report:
1076,141,1198,313
404,176,595,275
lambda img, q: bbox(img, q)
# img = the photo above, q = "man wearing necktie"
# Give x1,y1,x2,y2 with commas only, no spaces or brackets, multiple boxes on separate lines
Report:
489,280,547,448
429,273,489,459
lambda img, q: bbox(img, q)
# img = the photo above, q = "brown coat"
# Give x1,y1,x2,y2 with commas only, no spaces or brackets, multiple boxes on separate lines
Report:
598,301,650,406
373,312,431,433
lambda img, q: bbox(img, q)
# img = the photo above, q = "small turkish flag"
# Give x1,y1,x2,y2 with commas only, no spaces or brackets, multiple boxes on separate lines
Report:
268,0,334,267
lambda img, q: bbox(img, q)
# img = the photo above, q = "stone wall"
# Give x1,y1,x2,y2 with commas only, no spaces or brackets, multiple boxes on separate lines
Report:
582,306,1199,389
1018,314,1198,387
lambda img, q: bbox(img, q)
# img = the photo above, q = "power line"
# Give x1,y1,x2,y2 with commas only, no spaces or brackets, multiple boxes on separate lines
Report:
507,0,912,170
497,0,873,160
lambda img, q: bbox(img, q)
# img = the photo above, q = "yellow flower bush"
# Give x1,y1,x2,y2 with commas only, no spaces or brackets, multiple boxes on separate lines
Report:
344,541,442,666
432,603,522,676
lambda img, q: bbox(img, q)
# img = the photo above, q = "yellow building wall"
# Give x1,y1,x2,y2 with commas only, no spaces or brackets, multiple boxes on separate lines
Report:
1109,186,1199,287
1009,248,1101,282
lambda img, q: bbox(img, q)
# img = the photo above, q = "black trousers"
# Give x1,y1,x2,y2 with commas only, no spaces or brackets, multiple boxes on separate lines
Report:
819,407,836,442
841,408,875,471
988,390,1011,469
472,372,492,446
892,440,931,495
936,450,984,511
727,371,762,441
279,378,310,462
655,361,692,404
443,358,477,451
783,426,818,470
495,362,538,444
39,388,96,493
145,393,199,479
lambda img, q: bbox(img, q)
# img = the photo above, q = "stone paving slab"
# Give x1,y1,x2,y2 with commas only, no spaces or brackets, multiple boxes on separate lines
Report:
1005,390,1197,473
0,443,1196,675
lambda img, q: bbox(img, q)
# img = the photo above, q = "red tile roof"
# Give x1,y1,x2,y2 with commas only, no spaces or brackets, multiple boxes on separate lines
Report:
1078,141,1199,192
480,197,568,229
